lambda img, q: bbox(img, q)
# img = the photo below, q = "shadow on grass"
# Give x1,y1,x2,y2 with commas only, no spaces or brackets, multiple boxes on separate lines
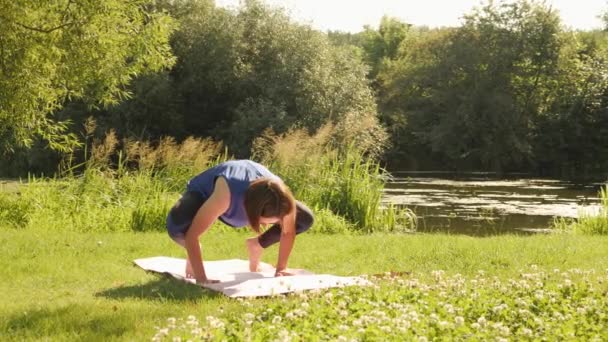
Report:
5,305,131,340
96,276,223,302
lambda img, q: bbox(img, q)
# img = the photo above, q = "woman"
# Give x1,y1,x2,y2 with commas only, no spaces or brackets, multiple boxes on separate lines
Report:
166,159,314,284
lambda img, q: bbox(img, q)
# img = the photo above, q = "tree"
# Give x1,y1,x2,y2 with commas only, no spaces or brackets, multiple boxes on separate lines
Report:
359,16,410,80
533,30,608,179
0,0,175,153
107,0,386,156
379,0,562,173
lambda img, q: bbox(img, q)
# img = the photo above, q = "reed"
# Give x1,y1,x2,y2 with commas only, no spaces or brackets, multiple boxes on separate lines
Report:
1,126,414,234
252,125,416,233
553,185,608,235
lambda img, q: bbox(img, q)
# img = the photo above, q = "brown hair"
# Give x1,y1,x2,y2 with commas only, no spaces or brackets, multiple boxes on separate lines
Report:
244,177,296,233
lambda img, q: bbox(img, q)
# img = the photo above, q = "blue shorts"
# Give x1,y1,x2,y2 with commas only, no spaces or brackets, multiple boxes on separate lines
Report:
166,191,207,245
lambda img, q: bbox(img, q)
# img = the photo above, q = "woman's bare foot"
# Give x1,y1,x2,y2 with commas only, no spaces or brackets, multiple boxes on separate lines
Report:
185,259,194,279
246,237,264,272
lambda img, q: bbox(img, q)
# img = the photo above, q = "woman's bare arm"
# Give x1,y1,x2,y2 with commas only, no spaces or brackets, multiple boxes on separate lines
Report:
275,209,296,275
184,177,230,283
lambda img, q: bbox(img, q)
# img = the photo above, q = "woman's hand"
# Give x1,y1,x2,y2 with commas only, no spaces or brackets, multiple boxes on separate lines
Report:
275,269,294,277
196,277,220,284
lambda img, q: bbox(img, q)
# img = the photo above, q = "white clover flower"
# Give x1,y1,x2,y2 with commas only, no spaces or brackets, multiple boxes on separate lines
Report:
338,325,349,331
380,326,392,333
515,298,527,307
477,316,487,326
172,337,181,342
301,302,310,309
455,316,464,326
492,304,508,313
276,329,291,342
499,326,510,336
337,336,348,342
471,323,481,330
438,321,449,329
272,316,282,324
521,328,533,337
206,316,225,329
432,270,445,279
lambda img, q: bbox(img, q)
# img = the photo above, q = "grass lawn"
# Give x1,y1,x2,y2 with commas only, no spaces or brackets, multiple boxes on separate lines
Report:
2,228,608,341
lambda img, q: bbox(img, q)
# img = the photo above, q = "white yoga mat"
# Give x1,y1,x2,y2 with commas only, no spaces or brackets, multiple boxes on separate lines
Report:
134,257,371,298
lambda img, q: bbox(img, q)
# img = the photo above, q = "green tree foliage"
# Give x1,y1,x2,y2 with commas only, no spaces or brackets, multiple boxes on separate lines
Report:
360,16,410,80
533,30,608,179
0,0,176,154
379,0,563,172
100,0,385,157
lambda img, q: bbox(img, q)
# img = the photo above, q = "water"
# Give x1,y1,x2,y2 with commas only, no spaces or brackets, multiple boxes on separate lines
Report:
383,172,605,236
0,179,19,193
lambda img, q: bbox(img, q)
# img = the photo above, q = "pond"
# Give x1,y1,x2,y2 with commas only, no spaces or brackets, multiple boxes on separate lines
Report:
0,179,19,193
383,172,606,236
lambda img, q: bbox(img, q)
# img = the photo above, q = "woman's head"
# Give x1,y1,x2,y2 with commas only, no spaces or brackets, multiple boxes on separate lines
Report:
244,178,296,233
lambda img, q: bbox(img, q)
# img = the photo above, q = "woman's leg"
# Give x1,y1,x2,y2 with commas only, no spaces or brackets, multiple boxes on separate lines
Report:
258,200,314,248
247,201,314,271
166,191,206,245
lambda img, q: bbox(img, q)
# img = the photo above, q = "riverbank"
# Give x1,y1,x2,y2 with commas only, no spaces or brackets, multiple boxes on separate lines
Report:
2,228,607,340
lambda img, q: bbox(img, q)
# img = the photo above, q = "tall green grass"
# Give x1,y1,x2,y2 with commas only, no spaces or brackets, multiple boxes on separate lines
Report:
253,126,416,233
0,133,228,233
0,125,414,234
553,185,608,235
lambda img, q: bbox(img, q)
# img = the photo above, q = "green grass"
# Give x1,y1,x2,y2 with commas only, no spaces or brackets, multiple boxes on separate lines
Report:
554,185,608,235
2,228,608,341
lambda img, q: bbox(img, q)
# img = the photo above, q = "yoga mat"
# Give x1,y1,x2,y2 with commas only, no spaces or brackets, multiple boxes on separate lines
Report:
134,257,371,298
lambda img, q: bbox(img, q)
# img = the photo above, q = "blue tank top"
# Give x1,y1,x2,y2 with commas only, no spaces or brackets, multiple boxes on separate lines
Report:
186,160,280,227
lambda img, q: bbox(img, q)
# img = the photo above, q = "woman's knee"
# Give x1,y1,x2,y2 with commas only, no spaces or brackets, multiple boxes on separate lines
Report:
295,201,314,233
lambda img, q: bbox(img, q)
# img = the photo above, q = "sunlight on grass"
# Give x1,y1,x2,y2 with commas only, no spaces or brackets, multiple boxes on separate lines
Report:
1,229,608,340
154,267,608,341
